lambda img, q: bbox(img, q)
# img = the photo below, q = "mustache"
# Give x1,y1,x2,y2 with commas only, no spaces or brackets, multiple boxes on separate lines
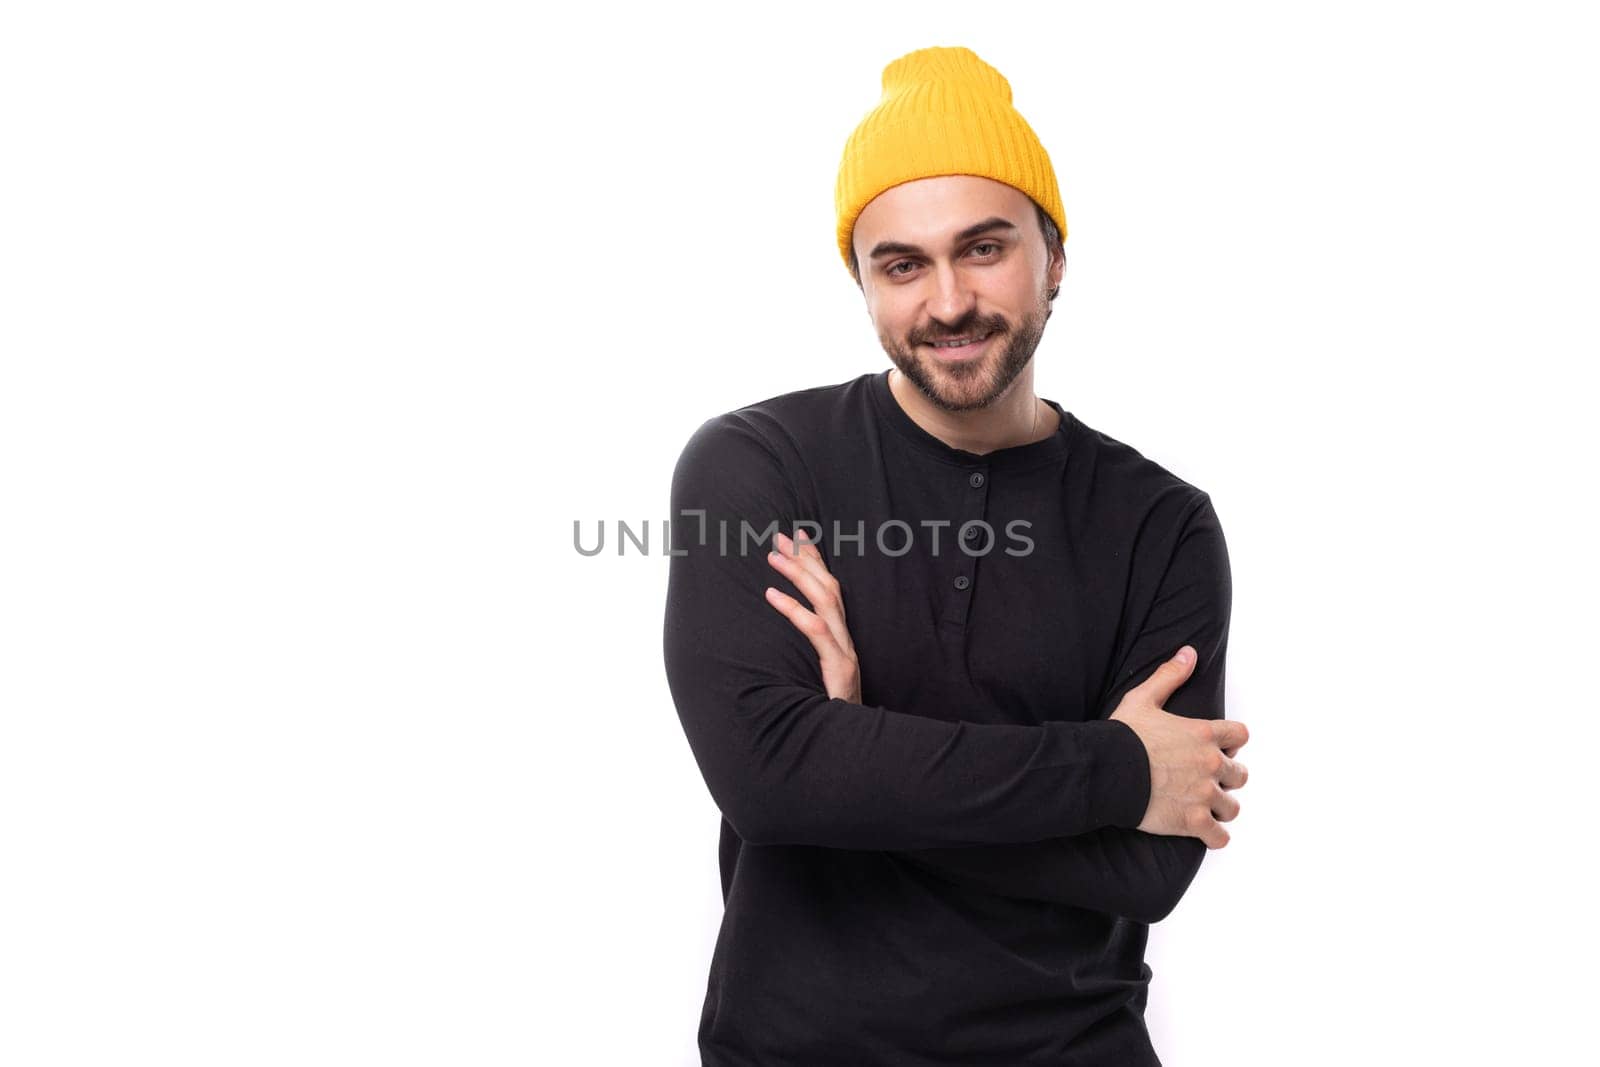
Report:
915,319,1007,345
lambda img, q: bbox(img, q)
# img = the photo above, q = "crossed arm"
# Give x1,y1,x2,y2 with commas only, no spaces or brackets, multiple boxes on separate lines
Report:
765,493,1235,924
663,413,1236,922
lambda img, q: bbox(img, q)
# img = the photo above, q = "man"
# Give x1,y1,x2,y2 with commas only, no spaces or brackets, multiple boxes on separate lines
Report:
662,45,1249,1065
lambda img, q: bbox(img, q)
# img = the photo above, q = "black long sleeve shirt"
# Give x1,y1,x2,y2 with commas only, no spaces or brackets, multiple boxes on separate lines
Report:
662,368,1232,1065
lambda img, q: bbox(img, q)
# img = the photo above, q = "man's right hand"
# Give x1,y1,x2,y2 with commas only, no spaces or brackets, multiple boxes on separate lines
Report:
1109,645,1250,849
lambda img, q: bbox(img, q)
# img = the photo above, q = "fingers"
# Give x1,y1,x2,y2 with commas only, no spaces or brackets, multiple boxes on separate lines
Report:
1211,783,1242,822
1197,814,1231,850
782,527,825,562
766,536,832,600
1197,746,1247,851
1212,718,1249,754
1131,645,1197,708
776,529,833,581
764,586,843,657
763,534,865,703
764,585,861,701
1218,755,1248,791
766,531,855,654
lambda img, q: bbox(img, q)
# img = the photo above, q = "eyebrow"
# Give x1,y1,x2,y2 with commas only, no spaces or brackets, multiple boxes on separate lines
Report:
866,217,1021,261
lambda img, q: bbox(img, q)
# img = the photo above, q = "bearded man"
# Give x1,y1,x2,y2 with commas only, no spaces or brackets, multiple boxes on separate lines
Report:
663,44,1250,1066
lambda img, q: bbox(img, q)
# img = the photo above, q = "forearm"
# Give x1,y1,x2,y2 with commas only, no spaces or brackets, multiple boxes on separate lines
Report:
891,827,1205,923
664,651,1151,849
665,412,1153,851
889,491,1234,920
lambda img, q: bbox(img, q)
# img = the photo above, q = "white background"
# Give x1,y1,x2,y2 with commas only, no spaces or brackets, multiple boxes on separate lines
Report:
3,2,1596,1063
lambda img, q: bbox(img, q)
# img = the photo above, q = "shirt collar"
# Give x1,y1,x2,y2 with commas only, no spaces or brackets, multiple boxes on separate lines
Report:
867,368,1074,472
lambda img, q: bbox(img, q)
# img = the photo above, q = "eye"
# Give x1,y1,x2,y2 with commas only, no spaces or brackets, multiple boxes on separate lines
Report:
886,261,917,277
970,241,1001,257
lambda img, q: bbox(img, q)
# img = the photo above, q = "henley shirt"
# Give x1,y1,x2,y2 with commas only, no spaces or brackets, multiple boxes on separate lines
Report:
662,368,1232,1065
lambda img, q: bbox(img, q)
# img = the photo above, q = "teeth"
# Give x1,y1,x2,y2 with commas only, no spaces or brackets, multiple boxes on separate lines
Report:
931,332,991,349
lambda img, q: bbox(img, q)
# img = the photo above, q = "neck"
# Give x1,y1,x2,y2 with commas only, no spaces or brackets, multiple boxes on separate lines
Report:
887,366,1059,455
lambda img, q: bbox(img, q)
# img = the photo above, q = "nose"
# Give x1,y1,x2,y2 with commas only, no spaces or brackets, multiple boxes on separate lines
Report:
926,262,978,328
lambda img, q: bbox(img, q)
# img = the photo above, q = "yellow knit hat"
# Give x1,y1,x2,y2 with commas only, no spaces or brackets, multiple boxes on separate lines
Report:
834,46,1068,276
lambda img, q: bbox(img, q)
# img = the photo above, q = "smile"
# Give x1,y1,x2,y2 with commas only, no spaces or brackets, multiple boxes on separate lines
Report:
922,331,996,360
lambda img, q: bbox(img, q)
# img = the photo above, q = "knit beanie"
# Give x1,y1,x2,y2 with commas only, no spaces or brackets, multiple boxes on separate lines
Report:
834,46,1068,277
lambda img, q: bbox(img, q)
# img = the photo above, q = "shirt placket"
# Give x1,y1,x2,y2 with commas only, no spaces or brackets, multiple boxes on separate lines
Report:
941,465,989,632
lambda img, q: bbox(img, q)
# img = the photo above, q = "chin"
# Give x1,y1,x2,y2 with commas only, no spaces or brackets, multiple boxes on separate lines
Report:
921,361,1001,409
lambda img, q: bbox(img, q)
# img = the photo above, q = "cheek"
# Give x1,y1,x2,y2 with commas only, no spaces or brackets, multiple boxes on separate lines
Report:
869,303,916,340
987,277,1040,320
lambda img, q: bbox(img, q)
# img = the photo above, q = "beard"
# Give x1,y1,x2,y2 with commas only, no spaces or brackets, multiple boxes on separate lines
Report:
880,294,1050,414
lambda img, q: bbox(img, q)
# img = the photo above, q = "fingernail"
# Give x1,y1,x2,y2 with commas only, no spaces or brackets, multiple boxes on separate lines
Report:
1175,646,1193,666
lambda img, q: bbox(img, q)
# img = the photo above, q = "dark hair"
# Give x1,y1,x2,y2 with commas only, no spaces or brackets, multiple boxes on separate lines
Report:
848,197,1063,289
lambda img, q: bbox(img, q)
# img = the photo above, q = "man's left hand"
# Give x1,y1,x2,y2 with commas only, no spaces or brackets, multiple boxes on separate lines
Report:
763,529,863,704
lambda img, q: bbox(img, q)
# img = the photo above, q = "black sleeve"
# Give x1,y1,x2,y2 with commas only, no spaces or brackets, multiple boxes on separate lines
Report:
662,413,1152,850
889,492,1233,923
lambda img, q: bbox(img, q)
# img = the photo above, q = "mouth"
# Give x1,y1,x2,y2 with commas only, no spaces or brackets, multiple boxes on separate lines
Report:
921,330,997,362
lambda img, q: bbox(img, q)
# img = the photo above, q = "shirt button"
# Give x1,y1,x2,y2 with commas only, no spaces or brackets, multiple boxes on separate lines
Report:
968,471,986,488
953,575,970,590
963,525,982,541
